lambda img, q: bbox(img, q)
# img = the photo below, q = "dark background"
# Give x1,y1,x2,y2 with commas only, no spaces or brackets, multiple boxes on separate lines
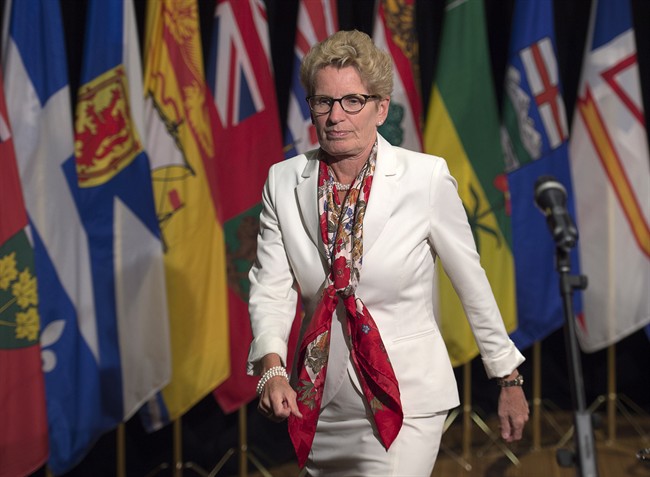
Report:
17,0,650,475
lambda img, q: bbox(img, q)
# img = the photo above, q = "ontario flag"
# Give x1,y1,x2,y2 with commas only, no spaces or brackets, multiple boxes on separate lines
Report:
140,0,230,431
372,0,423,151
0,66,48,477
208,0,286,413
73,0,171,434
500,0,582,350
284,0,338,157
2,0,103,473
569,0,650,352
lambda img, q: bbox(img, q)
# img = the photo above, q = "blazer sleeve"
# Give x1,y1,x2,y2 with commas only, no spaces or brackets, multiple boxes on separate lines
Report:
428,159,524,378
247,164,299,375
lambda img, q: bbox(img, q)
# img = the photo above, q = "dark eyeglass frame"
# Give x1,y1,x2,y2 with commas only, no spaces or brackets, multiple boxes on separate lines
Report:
306,93,380,114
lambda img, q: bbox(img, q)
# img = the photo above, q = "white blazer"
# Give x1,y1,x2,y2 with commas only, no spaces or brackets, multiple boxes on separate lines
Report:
247,134,524,416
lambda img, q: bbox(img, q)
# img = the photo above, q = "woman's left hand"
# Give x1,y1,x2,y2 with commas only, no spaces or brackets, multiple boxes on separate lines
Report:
498,385,529,442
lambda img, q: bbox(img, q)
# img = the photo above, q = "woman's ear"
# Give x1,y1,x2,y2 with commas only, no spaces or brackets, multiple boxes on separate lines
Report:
378,96,390,125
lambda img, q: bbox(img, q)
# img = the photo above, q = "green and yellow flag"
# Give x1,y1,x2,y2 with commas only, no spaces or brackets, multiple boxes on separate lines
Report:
424,0,516,366
140,0,230,430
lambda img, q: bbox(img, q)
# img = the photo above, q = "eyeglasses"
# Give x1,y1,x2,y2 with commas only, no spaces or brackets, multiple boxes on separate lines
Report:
306,94,380,114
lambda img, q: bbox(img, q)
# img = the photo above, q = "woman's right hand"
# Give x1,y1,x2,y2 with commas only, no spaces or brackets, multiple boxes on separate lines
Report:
258,373,303,422
257,354,303,422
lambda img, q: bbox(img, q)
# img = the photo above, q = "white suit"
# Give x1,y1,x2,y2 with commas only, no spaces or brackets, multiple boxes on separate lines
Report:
247,134,524,473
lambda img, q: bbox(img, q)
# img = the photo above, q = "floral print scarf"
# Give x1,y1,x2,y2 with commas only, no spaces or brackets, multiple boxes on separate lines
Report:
288,143,403,467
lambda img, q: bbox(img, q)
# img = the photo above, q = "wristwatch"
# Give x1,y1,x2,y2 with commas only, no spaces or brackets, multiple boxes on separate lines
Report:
497,374,524,388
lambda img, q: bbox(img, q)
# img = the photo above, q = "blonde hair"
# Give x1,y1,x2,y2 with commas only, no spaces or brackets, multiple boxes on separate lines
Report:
300,30,393,98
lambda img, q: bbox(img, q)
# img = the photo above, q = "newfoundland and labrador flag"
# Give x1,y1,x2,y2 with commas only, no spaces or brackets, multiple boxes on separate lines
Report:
208,0,286,413
373,0,422,151
284,0,338,157
424,0,516,366
2,0,104,473
140,0,230,431
569,0,650,352
501,0,582,350
0,66,48,477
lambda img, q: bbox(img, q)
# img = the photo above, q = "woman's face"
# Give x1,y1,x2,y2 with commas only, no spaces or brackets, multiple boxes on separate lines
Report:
311,66,389,161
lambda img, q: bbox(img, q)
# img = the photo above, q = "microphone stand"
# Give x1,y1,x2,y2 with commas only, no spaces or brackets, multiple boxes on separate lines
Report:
553,246,599,477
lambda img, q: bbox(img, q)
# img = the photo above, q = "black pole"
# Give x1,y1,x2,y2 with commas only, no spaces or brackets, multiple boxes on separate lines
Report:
554,247,599,477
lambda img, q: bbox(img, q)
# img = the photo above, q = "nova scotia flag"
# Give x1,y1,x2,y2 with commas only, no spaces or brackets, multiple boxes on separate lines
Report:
73,0,171,425
2,0,102,473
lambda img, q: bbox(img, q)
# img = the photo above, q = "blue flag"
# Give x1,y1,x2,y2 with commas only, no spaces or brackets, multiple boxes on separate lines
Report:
73,0,171,426
2,0,103,473
501,0,582,350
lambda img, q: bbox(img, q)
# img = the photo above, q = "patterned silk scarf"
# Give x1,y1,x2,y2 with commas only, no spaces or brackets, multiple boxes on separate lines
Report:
288,144,403,466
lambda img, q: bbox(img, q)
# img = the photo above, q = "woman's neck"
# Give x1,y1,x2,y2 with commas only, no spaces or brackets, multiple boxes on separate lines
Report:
322,142,375,185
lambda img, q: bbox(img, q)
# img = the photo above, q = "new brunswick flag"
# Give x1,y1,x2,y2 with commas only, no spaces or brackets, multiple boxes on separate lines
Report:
208,0,286,413
140,0,230,431
0,66,48,477
424,0,516,366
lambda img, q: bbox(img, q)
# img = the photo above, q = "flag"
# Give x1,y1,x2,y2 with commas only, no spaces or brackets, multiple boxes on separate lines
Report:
74,0,171,423
569,0,650,352
423,0,516,366
140,0,230,431
284,0,338,157
373,0,423,151
0,65,48,477
208,0,286,413
1,0,105,472
500,0,582,350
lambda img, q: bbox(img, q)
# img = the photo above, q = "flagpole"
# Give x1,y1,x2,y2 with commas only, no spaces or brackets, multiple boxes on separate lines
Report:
462,362,472,462
607,345,616,444
207,406,272,477
117,423,126,477
532,342,542,450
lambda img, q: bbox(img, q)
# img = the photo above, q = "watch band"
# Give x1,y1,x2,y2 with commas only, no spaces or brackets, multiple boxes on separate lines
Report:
497,374,524,388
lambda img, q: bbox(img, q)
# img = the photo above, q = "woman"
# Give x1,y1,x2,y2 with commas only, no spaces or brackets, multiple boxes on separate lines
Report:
247,30,529,476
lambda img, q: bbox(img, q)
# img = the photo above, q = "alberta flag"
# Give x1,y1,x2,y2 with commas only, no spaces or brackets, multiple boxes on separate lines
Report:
569,0,650,352
373,0,422,151
501,0,582,350
2,0,101,473
284,0,338,157
209,0,286,413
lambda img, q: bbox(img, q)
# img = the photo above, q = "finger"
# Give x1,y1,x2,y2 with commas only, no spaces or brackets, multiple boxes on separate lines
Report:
499,414,512,441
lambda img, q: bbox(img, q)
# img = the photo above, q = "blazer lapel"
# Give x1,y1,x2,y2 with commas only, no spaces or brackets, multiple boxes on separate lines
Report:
363,135,398,256
296,136,398,259
295,155,325,257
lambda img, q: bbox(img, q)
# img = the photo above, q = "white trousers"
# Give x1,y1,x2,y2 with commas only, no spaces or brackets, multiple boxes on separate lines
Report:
305,372,447,477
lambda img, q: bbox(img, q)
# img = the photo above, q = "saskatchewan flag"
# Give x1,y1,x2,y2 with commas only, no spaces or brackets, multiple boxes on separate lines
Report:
424,0,516,366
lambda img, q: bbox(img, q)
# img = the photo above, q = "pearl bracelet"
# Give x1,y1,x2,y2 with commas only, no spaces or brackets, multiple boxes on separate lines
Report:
256,366,289,396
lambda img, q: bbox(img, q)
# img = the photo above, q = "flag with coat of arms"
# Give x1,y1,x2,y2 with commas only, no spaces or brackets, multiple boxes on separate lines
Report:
139,0,231,431
0,63,48,477
208,0,287,413
373,0,423,151
569,0,650,352
424,0,517,366
1,0,105,472
501,0,582,350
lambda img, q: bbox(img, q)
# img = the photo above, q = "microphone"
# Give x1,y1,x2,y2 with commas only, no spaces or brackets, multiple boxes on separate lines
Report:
534,175,579,250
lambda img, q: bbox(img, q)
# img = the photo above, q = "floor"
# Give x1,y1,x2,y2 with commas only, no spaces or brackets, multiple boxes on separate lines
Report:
234,406,650,477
